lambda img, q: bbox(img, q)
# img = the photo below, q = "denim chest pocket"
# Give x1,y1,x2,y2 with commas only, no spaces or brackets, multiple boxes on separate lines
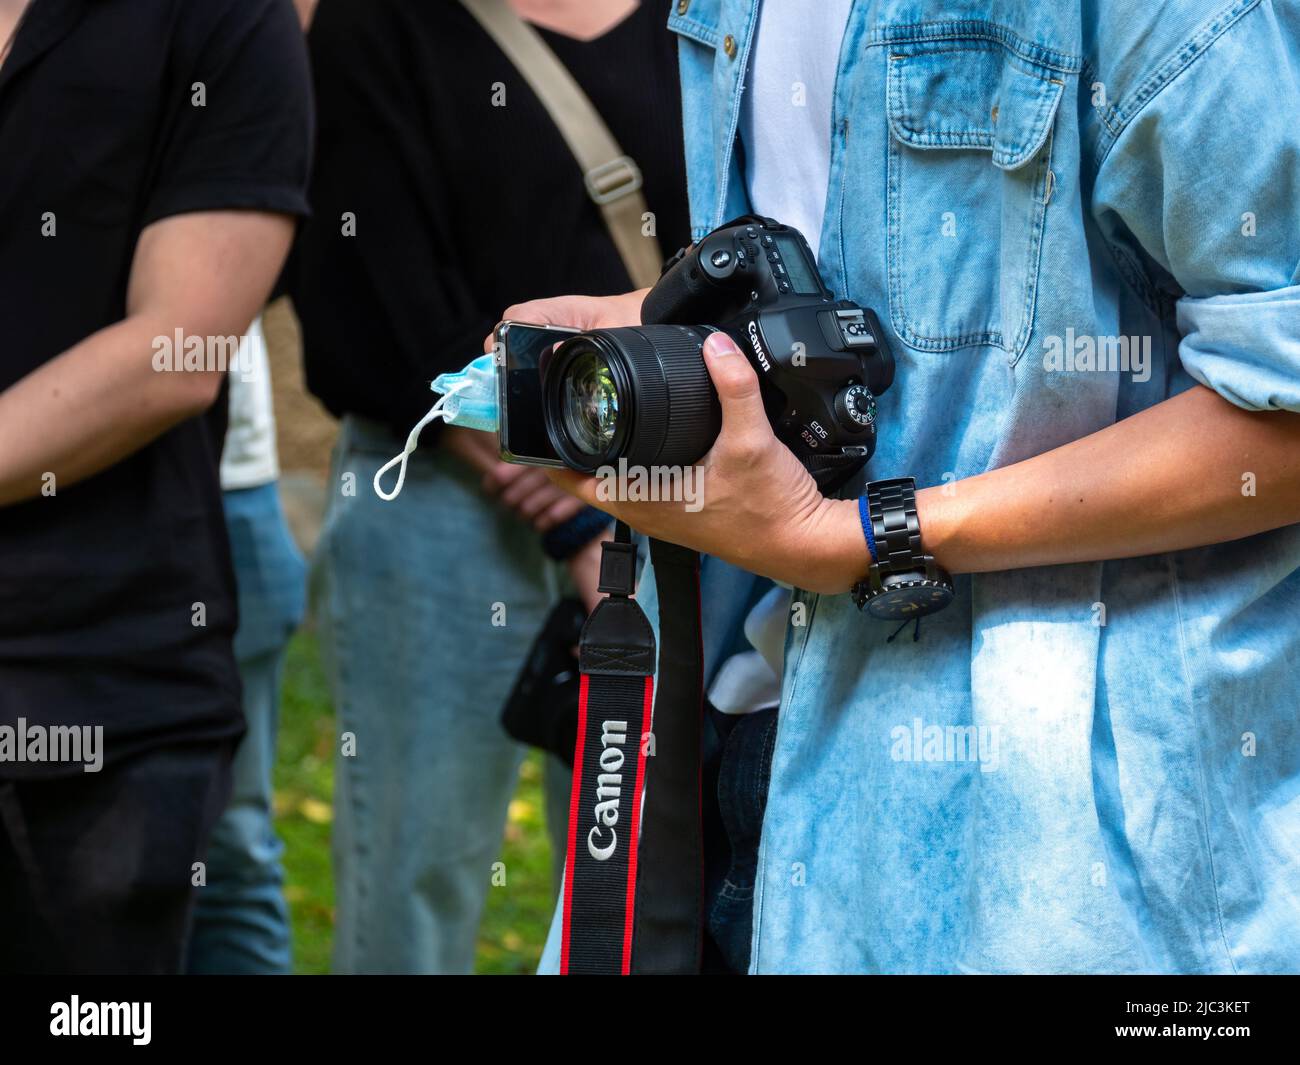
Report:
885,41,1064,360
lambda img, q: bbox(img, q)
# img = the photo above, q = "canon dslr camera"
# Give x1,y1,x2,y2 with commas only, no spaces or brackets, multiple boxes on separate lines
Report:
530,215,894,488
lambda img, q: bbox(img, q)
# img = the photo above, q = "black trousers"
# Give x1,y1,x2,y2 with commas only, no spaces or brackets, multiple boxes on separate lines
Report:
0,741,233,975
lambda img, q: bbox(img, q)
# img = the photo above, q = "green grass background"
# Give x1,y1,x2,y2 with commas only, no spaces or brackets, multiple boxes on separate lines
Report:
273,627,557,974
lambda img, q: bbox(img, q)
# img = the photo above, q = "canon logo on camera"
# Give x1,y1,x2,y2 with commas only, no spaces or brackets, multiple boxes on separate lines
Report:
746,319,772,372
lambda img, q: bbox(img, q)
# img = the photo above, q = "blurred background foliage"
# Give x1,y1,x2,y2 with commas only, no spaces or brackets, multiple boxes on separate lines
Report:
274,627,556,975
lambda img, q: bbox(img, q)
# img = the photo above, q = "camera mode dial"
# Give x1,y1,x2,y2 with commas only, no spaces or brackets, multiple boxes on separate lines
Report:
835,384,877,434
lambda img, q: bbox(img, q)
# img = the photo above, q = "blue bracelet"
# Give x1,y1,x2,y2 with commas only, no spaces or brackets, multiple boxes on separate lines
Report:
857,494,878,564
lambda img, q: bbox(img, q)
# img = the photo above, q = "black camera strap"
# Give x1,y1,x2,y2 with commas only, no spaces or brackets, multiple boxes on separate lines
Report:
560,524,705,974
560,521,652,974
630,538,705,973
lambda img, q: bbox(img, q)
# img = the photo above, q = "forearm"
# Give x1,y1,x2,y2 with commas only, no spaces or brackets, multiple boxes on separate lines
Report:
0,315,223,506
0,210,293,507
923,384,1300,573
804,384,1300,591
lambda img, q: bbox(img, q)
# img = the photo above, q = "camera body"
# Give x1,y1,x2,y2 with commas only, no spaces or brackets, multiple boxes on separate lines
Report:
539,215,893,488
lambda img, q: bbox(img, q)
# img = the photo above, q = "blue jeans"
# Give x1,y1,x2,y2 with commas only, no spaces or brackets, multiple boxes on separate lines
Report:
187,482,305,975
704,706,778,974
316,415,570,974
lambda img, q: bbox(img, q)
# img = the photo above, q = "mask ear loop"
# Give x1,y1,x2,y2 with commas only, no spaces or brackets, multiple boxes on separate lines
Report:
373,392,452,501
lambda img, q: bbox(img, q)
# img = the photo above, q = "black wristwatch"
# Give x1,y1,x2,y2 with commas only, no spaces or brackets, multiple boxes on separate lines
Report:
851,477,954,620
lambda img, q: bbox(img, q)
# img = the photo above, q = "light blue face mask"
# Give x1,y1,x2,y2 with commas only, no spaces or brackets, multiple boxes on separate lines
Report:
373,353,498,500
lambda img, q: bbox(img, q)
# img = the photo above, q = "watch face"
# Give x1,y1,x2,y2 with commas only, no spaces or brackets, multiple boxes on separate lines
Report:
865,578,954,621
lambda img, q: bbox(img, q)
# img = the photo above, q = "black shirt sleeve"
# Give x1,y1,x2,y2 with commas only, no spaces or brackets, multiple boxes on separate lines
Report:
141,0,313,227
289,0,505,439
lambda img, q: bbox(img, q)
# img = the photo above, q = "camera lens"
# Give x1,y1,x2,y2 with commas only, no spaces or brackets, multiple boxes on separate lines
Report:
543,326,721,472
559,349,619,456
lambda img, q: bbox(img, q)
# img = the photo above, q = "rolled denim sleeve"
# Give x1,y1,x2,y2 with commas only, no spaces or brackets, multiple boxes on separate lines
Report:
1176,287,1300,411
1090,1,1300,410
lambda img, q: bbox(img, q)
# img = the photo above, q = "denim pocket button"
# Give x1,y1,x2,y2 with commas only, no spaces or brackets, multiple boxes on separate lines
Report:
883,40,1064,360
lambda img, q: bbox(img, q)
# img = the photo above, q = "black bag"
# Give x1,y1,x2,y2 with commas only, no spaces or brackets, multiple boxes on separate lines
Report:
499,596,587,765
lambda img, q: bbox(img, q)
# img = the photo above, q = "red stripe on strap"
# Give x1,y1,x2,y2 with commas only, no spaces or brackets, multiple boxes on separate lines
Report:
620,675,654,974
559,672,591,975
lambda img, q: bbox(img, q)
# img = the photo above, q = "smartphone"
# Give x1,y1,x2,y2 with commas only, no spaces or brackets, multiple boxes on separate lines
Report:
495,320,580,467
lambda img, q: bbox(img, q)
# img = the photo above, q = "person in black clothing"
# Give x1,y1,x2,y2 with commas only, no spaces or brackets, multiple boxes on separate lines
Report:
290,0,688,973
0,0,312,973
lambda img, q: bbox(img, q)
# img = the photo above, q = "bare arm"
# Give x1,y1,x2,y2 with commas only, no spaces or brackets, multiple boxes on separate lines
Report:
912,384,1300,575
801,383,1300,591
0,210,293,507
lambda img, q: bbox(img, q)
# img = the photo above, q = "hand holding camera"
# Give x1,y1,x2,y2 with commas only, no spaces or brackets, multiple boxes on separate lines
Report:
545,329,874,594
478,216,894,592
498,216,894,489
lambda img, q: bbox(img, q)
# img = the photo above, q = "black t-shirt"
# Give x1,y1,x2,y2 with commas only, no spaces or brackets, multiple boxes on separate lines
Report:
290,0,690,439
0,0,312,778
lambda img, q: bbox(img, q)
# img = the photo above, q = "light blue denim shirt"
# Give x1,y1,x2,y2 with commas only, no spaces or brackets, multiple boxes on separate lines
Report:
540,0,1300,975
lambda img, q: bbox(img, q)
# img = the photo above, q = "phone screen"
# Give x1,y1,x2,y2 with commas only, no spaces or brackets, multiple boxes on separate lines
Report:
497,321,579,466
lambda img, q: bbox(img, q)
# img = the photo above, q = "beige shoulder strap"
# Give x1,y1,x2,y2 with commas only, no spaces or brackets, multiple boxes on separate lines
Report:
460,0,664,289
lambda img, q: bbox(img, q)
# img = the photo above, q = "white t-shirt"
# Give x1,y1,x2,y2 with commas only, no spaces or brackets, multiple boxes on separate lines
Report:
710,1,853,716
739,0,853,258
220,316,280,491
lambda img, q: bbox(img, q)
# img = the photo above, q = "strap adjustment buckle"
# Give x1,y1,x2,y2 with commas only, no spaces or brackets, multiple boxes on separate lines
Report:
585,155,643,205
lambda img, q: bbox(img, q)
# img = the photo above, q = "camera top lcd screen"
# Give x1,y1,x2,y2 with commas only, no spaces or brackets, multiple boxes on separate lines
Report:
774,233,821,296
